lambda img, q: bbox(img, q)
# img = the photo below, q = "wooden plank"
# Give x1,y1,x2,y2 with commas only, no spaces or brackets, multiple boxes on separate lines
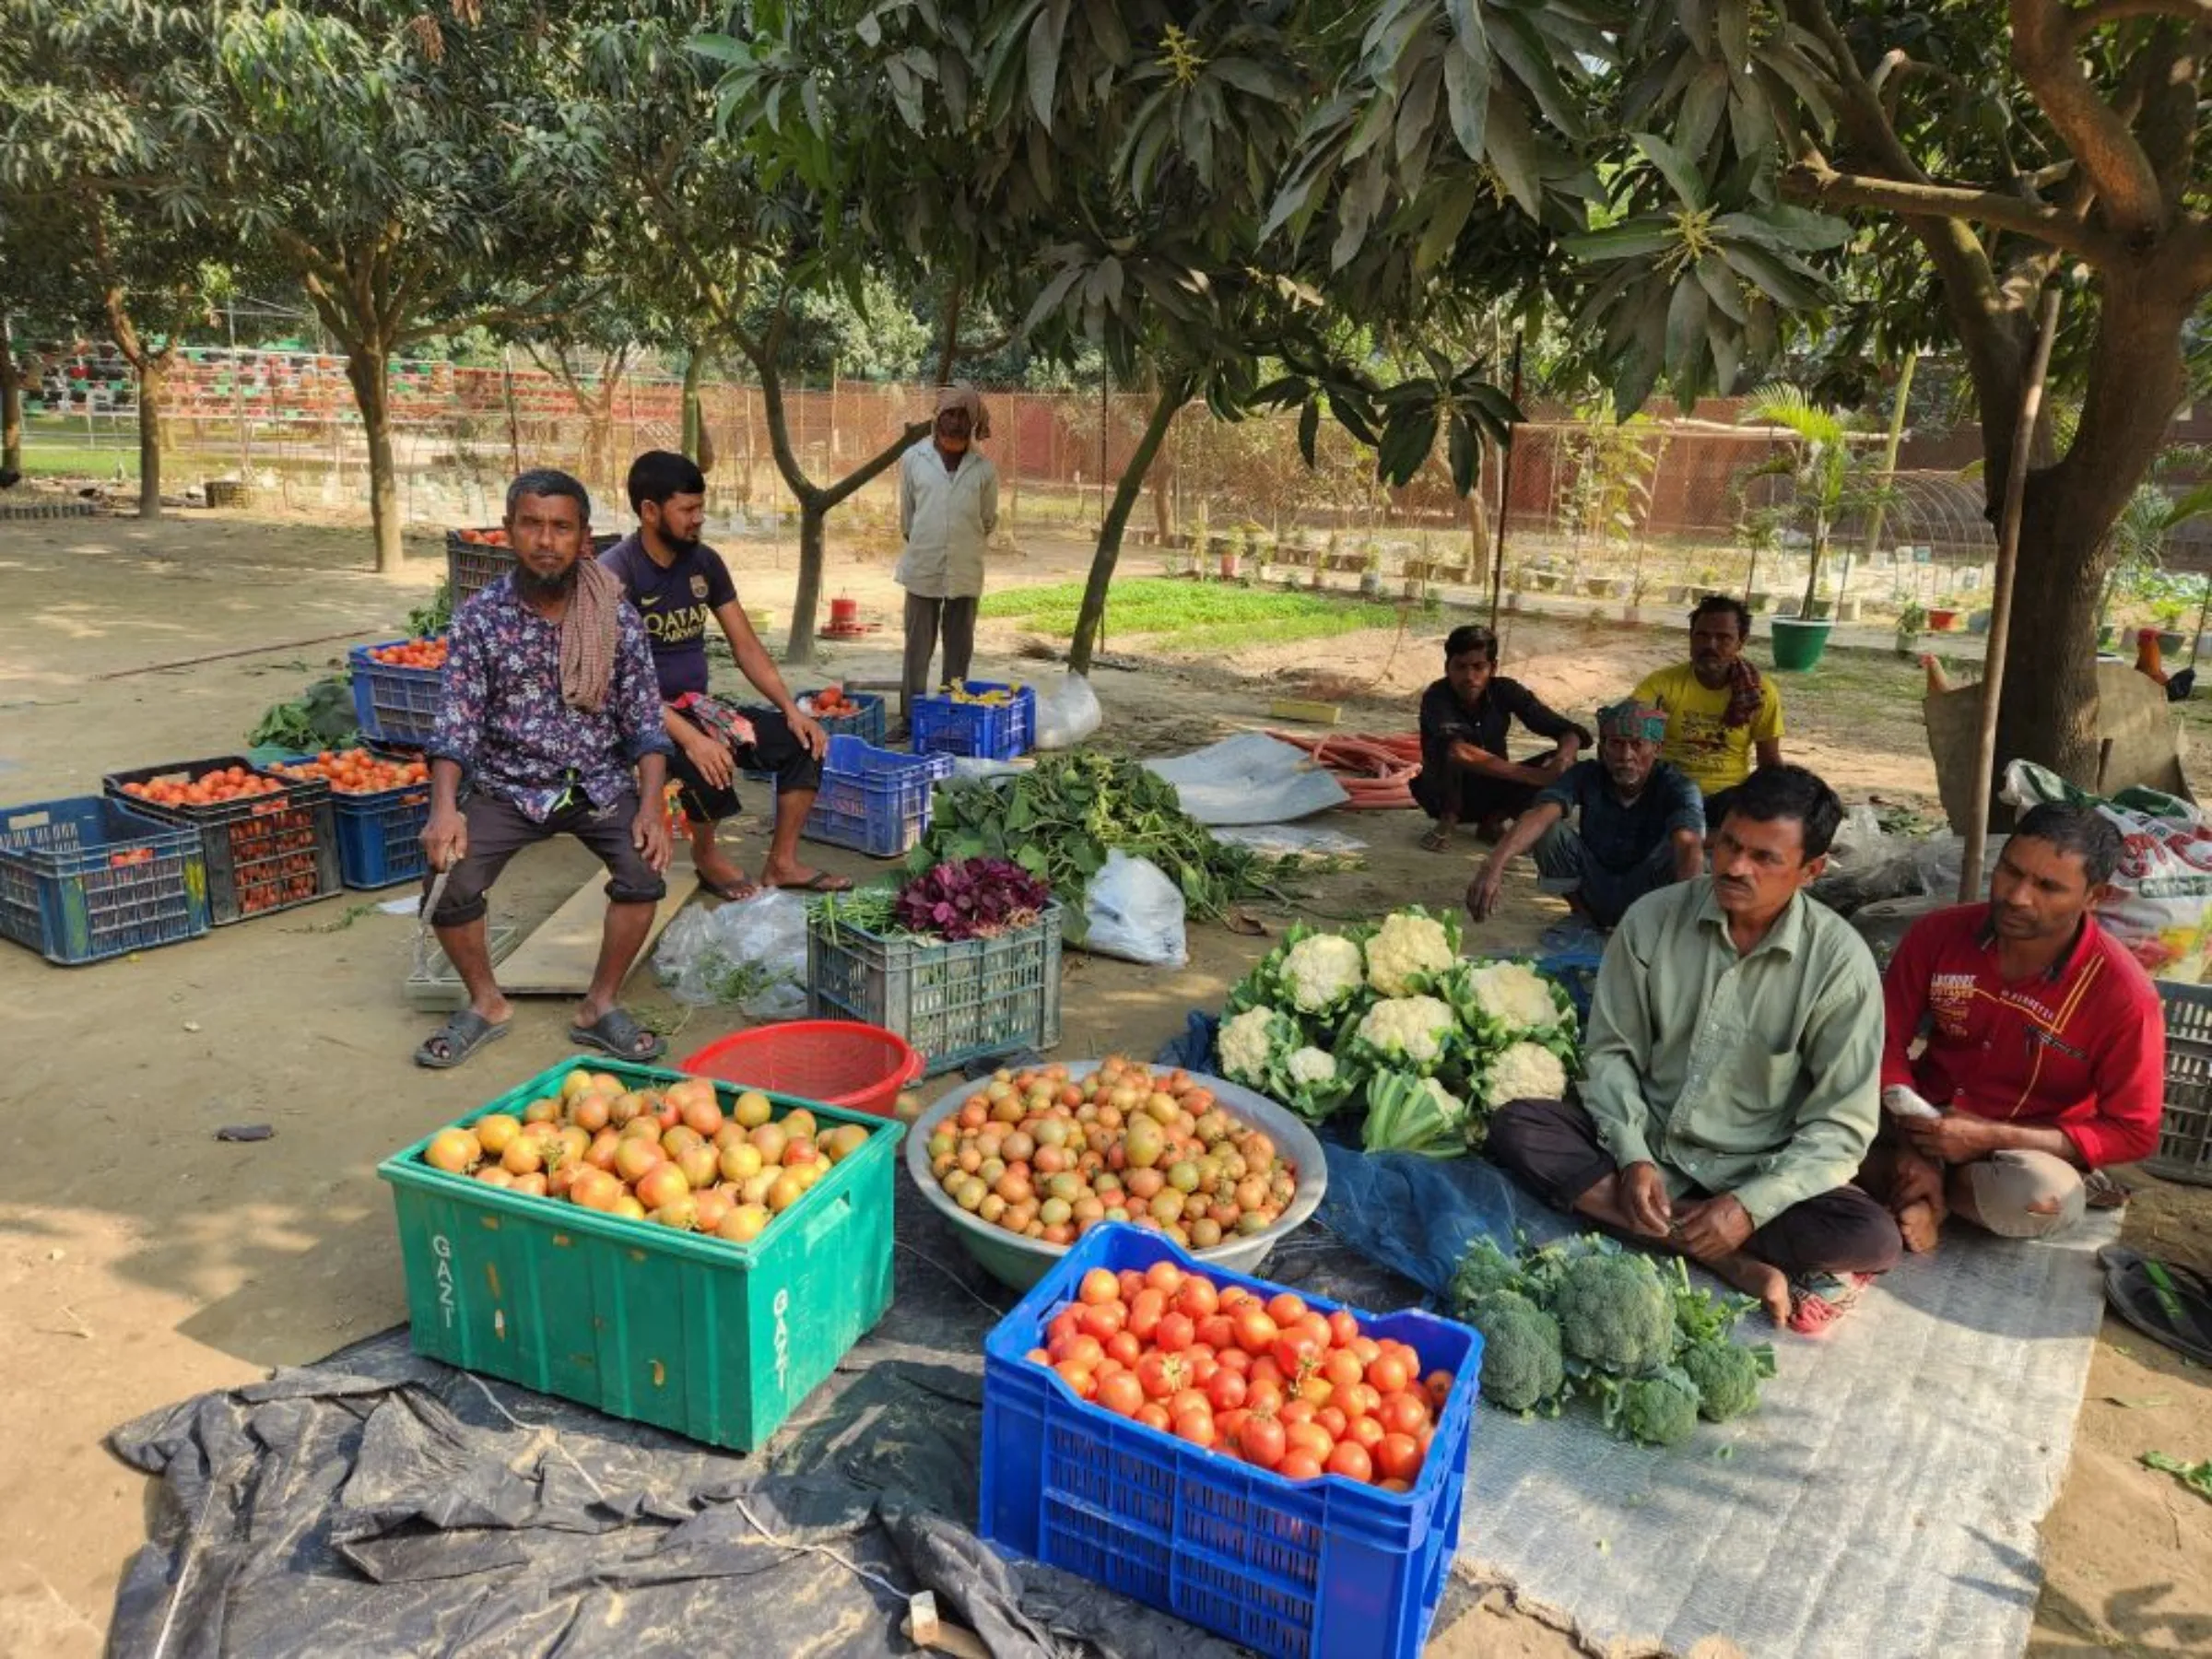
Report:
1265,697,1342,726
493,852,696,997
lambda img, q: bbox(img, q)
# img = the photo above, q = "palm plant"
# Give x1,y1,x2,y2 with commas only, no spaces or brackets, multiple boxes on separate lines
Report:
1739,385,1900,619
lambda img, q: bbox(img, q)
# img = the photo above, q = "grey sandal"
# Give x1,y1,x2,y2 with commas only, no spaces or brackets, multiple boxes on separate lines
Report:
569,1007,665,1062
415,1009,511,1069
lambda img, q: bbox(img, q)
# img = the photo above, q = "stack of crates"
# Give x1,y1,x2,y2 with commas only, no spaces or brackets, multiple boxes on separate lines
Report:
794,735,954,857
101,757,338,924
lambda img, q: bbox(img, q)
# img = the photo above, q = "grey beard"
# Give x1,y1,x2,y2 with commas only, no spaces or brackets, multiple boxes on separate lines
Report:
515,562,580,601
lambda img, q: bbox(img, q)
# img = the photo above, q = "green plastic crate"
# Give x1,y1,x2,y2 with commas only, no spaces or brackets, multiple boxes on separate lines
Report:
377,1056,901,1452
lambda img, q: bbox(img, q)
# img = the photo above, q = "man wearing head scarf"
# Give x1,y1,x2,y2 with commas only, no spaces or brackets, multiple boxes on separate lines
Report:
1467,698,1705,931
894,384,999,729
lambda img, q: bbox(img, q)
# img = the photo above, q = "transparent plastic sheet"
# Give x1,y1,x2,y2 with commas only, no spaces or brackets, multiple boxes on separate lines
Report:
1208,824,1369,864
651,890,809,1017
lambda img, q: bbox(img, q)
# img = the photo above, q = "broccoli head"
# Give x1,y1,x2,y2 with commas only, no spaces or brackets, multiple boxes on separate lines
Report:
1679,1337,1773,1422
1603,1365,1702,1447
1469,1290,1566,1412
1552,1249,1676,1375
1449,1236,1527,1317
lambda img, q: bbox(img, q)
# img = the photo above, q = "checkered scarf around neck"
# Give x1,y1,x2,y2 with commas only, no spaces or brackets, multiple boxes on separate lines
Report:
1723,656,1765,729
558,557,623,714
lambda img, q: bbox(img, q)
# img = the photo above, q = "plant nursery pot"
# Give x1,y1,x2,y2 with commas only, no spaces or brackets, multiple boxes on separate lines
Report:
1665,585,1691,605
1583,577,1615,597
2159,629,2187,655
1832,598,1864,622
1746,592,1773,613
1359,569,1384,598
1966,609,1993,636
1770,616,1834,672
1926,608,1960,631
1218,552,1241,580
1531,572,1562,592
1506,592,1523,613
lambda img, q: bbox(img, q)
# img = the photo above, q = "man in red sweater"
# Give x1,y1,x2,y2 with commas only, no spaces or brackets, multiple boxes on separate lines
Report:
1863,803,2164,1252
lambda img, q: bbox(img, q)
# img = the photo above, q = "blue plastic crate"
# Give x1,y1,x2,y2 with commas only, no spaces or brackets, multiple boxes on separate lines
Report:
0,796,210,965
982,1224,1480,1659
911,681,1035,759
739,691,888,782
793,735,954,857
269,749,431,890
348,638,445,747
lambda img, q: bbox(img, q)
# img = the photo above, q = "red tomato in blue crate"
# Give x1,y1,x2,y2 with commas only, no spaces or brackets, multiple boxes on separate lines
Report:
1026,1257,1455,1489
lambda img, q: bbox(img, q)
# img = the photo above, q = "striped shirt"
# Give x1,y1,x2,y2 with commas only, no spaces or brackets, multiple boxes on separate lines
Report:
1880,903,2164,1168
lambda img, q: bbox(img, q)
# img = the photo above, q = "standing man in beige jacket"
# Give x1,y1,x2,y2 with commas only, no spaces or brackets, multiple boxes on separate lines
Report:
895,384,999,732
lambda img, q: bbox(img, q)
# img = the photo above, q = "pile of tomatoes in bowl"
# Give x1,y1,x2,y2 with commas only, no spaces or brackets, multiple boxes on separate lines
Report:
1027,1258,1457,1489
367,638,448,670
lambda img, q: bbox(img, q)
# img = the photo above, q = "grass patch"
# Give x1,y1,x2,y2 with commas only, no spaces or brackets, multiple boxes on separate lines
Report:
981,577,1401,654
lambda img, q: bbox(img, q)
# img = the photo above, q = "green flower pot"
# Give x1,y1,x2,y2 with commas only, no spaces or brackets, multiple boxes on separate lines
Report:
1771,616,1834,672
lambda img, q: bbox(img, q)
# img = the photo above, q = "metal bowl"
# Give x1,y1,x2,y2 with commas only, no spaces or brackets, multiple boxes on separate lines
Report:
904,1059,1329,1291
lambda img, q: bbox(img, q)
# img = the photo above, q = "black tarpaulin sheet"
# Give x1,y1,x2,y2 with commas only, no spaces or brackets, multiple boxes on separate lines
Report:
107,1192,1446,1658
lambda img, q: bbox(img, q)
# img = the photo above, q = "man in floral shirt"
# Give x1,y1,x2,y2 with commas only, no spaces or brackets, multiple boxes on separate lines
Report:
415,468,675,1068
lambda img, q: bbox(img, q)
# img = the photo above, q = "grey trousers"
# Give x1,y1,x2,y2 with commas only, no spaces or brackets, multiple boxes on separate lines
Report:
901,592,978,716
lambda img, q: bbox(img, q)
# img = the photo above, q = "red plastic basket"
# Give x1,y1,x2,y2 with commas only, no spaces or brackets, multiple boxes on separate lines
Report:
679,1020,924,1119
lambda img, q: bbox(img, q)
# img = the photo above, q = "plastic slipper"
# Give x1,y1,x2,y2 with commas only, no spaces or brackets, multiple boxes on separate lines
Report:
1418,826,1453,853
769,870,854,893
1788,1270,1874,1336
696,874,759,902
414,1009,511,1070
2098,1245,2212,1366
570,1007,666,1062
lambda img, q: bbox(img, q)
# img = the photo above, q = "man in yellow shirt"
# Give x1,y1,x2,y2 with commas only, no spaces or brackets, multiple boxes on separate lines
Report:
1632,595,1784,818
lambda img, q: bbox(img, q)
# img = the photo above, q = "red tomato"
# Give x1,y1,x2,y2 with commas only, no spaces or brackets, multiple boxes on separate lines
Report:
1127,1288,1166,1341
1097,1371,1144,1418
1079,1302,1126,1340
1053,1361,1098,1400
1279,1398,1316,1427
1325,1441,1373,1483
1272,1333,1324,1380
1194,1313,1236,1351
1343,1382,1383,1419
1317,1406,1349,1439
1143,1261,1185,1296
1172,1408,1216,1448
1060,1335,1105,1372
1154,1312,1196,1354
1326,1310,1361,1348
1379,1477,1412,1494
1169,1388,1211,1422
1277,1452,1324,1481
1346,1415,1386,1453
1286,1422,1335,1464
1117,1269,1147,1300
1079,1268,1121,1306
1105,1331,1142,1369
1135,1352,1187,1401
1183,1347,1218,1385
1204,1368,1247,1412
1237,1414,1287,1470
1244,1379,1285,1417
1366,1353,1412,1396
1174,1277,1219,1321
1265,1292,1309,1327
1231,1307,1280,1357
1292,1312,1334,1352
1322,1349,1366,1392
1425,1370,1456,1410
1136,1403,1172,1432
1218,1285,1255,1311
1377,1392,1430,1437
1347,1335,1381,1367
1374,1432,1424,1483
1046,1311,1080,1348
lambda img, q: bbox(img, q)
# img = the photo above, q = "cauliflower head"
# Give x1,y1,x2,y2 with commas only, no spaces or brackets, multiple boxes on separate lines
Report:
1479,1041,1570,1108
1470,1289,1566,1412
1457,959,1571,1034
1551,1250,1675,1375
1286,1046,1336,1086
1277,1043,1357,1124
1364,908,1460,996
1353,994,1457,1067
1279,932,1366,1014
1216,1006,1288,1088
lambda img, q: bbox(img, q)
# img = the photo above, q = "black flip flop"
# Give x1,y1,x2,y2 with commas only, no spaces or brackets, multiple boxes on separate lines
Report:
414,1009,511,1070
570,1007,666,1062
2099,1245,2212,1366
770,870,854,893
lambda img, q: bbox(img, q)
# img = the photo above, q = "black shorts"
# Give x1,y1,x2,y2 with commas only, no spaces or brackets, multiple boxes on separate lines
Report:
671,707,825,823
426,790,665,926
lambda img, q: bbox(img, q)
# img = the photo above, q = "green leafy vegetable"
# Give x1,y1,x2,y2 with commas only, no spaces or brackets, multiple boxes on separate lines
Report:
247,675,358,751
2143,1451,2212,1502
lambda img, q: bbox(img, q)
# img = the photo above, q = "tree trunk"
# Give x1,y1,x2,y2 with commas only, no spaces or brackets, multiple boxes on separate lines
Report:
1070,376,1189,674
136,355,165,518
0,311,22,480
681,349,705,465
1987,281,2195,784
344,343,403,575
788,496,827,665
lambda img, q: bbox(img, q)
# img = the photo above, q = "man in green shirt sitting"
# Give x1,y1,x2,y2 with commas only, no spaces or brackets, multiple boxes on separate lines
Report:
1487,764,1901,1334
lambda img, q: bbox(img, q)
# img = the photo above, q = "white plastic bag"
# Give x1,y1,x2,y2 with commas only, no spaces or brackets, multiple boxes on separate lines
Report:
652,890,810,1016
1032,672,1103,750
1079,850,1187,967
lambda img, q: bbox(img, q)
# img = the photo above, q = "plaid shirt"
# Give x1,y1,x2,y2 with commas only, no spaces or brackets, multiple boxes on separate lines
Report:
429,575,672,822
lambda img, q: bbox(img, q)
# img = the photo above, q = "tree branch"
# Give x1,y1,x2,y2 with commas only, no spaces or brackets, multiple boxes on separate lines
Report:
2013,0,2166,239
1783,160,2113,262
2069,0,2212,41
818,418,931,511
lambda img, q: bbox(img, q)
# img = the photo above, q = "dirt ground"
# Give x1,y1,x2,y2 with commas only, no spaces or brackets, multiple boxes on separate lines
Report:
0,502,2206,1659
